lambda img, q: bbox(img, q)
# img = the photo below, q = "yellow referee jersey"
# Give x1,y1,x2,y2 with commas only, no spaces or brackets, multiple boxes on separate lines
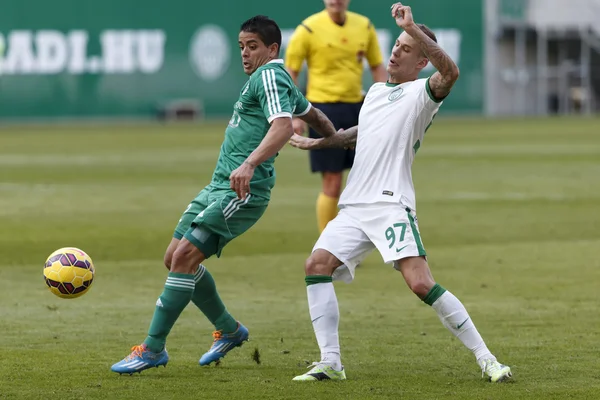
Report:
285,10,383,104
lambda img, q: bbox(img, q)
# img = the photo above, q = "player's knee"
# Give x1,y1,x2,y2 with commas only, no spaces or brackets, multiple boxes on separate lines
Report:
163,253,172,270
164,239,180,271
397,257,436,299
304,255,331,276
408,279,435,299
171,241,204,274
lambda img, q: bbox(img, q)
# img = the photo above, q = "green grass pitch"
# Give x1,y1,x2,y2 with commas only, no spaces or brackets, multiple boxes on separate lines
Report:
0,116,599,399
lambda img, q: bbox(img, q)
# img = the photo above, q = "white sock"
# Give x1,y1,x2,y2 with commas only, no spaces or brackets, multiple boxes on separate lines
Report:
431,291,496,363
307,282,342,371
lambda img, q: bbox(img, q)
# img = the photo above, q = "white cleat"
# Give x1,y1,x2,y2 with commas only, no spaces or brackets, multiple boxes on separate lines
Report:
479,359,512,383
292,362,346,381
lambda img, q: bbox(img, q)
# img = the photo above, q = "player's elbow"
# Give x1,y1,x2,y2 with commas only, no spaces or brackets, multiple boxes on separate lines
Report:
449,66,460,83
441,66,459,90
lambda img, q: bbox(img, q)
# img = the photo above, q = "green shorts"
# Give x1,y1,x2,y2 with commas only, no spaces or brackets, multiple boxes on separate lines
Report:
174,185,268,258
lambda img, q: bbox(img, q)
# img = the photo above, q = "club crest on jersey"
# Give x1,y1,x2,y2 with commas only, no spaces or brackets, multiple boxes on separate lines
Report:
388,87,404,102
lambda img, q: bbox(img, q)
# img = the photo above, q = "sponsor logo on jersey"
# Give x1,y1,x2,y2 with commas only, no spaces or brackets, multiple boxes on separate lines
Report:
382,190,394,196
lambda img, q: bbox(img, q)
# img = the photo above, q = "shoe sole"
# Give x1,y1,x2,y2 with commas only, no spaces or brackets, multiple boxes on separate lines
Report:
292,377,347,382
491,371,512,383
114,362,168,375
199,338,249,366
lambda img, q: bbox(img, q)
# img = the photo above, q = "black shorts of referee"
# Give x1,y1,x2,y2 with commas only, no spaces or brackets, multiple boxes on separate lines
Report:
308,102,362,173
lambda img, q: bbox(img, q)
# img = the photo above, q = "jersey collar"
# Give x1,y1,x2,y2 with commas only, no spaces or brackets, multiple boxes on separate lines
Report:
267,59,284,64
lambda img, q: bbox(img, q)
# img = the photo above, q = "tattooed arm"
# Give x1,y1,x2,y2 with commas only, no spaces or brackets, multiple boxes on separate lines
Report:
298,106,337,138
289,125,358,150
391,3,460,100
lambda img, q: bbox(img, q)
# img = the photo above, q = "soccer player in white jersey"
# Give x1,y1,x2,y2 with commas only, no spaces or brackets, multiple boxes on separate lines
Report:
288,3,512,383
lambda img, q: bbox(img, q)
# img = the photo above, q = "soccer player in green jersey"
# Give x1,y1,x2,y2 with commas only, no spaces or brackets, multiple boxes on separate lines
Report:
111,15,337,374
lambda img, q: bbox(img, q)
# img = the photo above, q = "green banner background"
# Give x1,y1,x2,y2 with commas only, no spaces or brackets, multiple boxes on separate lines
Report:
0,1,482,120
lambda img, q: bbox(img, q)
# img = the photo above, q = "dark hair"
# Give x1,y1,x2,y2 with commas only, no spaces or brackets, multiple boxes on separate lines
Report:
240,15,282,54
417,23,437,43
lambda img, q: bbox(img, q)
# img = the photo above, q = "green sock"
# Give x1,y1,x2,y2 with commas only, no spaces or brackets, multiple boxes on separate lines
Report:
191,265,238,333
305,275,333,286
422,283,447,306
144,272,195,353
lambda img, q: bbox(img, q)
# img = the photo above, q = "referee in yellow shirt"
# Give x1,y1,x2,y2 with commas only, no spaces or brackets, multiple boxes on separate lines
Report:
285,0,387,233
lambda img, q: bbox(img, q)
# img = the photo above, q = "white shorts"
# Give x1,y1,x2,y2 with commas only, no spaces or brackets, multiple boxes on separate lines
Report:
313,203,426,283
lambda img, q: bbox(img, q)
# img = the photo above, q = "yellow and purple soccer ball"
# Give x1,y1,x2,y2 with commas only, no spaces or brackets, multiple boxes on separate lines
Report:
43,247,95,299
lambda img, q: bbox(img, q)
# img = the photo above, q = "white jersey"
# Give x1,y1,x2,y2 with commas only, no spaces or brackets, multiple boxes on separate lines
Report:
339,78,442,211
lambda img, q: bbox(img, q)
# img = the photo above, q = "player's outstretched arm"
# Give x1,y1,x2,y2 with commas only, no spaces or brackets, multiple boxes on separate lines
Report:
391,3,459,100
289,125,358,150
298,107,337,138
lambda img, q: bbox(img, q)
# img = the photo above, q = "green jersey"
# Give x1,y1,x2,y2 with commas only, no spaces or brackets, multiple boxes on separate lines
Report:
210,59,311,199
